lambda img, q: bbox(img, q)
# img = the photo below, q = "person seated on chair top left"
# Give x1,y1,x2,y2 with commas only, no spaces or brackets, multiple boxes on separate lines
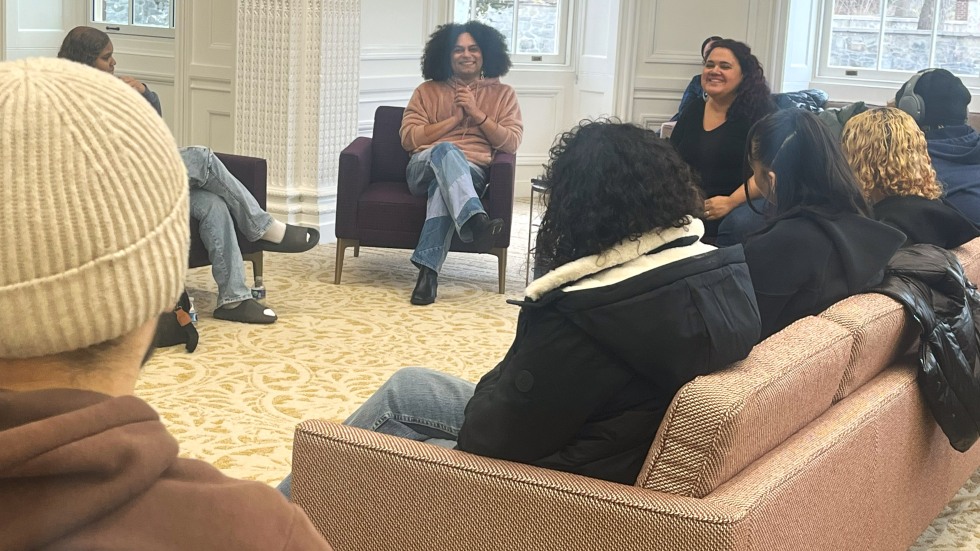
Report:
58,25,321,325
400,20,523,306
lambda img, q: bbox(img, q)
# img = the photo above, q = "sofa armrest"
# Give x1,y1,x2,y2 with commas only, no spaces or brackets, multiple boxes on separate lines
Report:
290,420,746,551
636,316,854,498
485,151,515,246
336,137,373,240
214,152,267,210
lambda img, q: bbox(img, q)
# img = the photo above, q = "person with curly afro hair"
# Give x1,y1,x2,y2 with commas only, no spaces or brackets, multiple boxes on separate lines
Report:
841,107,978,248
276,119,760,494
400,21,523,305
670,38,776,246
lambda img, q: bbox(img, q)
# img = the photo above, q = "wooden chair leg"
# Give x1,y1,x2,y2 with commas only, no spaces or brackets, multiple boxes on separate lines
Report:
354,244,360,257
492,247,507,294
335,238,358,284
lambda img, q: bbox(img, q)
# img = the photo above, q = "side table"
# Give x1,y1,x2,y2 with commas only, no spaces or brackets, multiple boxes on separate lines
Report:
526,178,550,285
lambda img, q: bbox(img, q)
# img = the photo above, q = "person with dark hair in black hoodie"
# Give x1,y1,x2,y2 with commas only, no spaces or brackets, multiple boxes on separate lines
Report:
741,109,906,339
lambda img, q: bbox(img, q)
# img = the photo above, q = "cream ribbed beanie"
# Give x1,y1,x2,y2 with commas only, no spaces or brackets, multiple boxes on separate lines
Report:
0,58,189,358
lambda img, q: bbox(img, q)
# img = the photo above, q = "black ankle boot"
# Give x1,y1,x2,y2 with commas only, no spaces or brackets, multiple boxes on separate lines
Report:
411,266,438,305
463,213,504,253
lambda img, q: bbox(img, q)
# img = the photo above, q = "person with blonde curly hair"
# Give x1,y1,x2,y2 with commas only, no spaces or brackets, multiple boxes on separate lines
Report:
841,108,978,248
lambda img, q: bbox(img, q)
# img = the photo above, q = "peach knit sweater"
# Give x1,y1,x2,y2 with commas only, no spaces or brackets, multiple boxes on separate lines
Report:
400,77,523,167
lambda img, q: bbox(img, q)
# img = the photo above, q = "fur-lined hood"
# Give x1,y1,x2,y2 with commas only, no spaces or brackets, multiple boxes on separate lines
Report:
525,218,713,301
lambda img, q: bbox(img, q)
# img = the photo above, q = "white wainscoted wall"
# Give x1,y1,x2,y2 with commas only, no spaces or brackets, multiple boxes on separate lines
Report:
2,0,84,60
175,0,236,151
2,0,806,239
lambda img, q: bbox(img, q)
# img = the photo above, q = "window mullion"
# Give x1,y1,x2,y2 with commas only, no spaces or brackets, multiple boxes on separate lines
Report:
929,0,941,67
876,0,887,71
512,1,520,55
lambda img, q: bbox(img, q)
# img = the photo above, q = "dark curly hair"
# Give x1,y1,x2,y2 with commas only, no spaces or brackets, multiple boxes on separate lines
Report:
421,21,511,81
535,119,704,269
58,26,110,67
706,39,774,125
747,109,870,220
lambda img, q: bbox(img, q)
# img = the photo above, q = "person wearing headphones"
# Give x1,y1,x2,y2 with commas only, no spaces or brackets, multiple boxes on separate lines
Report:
896,68,980,224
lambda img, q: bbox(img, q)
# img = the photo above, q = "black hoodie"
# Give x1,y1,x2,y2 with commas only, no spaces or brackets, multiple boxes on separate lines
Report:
873,195,979,249
743,210,907,339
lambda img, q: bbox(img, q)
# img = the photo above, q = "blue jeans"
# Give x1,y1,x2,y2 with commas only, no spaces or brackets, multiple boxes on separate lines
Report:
406,142,488,273
182,146,274,307
715,198,769,247
277,367,475,499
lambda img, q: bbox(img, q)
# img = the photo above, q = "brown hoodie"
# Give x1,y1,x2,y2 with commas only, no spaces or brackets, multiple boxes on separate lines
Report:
0,388,332,551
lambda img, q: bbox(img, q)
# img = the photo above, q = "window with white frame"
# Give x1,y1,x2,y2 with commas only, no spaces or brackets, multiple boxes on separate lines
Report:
822,0,979,83
453,0,570,64
91,0,175,38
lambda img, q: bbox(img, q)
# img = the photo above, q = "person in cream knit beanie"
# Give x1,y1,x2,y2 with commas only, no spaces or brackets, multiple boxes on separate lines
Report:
0,57,189,359
0,58,335,550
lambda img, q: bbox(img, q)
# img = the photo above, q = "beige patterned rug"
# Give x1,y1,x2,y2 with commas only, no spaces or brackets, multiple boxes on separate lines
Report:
138,200,979,550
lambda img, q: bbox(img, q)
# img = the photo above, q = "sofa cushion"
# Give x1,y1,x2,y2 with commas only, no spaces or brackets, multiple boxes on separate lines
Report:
635,316,853,498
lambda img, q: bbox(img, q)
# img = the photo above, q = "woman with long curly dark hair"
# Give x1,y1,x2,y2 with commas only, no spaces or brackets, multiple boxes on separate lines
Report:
670,38,775,245
277,120,761,495
400,21,523,305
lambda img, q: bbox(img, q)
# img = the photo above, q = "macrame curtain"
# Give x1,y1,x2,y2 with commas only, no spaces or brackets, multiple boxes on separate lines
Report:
236,0,360,228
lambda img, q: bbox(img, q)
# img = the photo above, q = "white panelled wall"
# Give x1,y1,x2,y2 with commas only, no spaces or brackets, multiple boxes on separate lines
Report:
4,0,895,241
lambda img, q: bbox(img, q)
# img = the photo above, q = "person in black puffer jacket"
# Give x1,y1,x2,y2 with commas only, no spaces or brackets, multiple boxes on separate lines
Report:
276,120,762,495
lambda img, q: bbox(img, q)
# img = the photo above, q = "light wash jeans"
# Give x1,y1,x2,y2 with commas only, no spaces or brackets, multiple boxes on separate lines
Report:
181,146,274,307
276,367,475,500
715,198,769,247
406,142,488,273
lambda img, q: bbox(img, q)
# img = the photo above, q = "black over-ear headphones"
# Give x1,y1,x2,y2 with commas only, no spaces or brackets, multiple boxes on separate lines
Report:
897,68,936,124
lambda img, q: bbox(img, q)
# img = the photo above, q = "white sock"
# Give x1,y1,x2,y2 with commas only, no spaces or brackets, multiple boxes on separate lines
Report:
260,220,287,244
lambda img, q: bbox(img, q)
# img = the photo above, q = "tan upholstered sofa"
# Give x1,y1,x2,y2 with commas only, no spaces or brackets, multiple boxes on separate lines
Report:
289,239,980,551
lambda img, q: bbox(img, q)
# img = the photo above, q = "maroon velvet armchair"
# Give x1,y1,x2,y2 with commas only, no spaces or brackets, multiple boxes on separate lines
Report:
334,106,515,293
187,152,266,289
